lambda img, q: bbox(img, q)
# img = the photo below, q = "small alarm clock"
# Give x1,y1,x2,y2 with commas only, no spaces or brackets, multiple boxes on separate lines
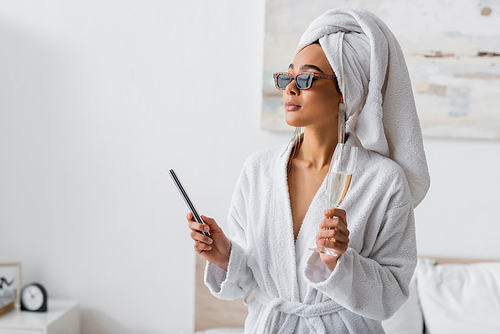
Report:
20,283,48,312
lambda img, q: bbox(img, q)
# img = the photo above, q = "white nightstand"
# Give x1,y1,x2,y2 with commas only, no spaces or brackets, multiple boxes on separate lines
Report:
0,300,79,334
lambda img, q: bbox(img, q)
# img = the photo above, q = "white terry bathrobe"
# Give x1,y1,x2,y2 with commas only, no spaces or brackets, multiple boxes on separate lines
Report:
205,7,430,334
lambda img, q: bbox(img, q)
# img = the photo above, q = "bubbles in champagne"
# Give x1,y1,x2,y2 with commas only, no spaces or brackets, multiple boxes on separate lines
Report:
326,172,353,208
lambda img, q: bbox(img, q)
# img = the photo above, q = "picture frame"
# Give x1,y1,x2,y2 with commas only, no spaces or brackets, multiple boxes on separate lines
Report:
0,263,21,307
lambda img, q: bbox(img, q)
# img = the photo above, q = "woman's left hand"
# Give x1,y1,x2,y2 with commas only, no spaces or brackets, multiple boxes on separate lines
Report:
317,208,350,271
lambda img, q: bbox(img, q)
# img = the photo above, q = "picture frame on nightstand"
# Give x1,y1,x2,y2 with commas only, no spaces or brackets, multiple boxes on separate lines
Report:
0,263,21,316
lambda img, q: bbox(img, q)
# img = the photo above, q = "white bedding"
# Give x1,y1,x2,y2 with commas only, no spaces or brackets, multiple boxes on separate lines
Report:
416,258,500,334
191,258,500,334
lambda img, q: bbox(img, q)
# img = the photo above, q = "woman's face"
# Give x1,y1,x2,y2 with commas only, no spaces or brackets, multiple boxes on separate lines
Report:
283,44,342,132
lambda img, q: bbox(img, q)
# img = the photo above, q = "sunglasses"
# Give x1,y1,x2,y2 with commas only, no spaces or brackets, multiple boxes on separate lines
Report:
273,72,337,90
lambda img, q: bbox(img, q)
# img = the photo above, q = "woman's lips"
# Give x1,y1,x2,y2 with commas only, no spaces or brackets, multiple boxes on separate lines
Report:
285,101,301,111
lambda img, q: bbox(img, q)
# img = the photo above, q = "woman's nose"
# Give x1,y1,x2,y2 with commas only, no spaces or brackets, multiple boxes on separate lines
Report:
285,80,299,96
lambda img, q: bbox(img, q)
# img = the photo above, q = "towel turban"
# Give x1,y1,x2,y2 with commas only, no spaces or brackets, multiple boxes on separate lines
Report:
296,7,430,207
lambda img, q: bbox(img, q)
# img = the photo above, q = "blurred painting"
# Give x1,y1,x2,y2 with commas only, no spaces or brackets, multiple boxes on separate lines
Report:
262,0,500,139
0,263,20,307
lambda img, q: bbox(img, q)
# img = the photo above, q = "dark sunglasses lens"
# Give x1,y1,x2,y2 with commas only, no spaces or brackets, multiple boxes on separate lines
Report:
277,74,292,89
296,74,313,89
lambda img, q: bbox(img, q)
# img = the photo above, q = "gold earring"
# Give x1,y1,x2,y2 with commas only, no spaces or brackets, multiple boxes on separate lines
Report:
282,127,303,173
291,127,302,144
338,103,346,144
282,127,302,156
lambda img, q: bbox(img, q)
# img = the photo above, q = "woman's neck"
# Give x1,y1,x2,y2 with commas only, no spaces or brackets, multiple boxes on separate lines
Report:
295,127,338,170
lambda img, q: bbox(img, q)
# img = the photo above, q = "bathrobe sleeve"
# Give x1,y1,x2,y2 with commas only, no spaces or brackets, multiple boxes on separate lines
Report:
305,164,418,321
204,160,255,301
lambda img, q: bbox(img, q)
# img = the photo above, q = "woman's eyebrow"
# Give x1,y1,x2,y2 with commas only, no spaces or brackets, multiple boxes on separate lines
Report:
288,64,325,73
300,64,324,72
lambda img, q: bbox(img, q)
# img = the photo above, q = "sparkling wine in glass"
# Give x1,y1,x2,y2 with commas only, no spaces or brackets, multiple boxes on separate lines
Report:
309,143,358,256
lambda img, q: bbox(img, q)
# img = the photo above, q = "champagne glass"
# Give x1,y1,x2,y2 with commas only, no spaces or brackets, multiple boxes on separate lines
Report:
309,143,358,256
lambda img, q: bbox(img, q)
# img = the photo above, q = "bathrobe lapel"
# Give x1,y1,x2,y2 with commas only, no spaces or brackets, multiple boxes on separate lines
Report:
262,151,300,303
295,175,329,302
272,148,329,303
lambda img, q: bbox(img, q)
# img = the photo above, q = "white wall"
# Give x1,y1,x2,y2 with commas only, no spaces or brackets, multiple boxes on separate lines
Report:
415,138,500,259
0,1,499,333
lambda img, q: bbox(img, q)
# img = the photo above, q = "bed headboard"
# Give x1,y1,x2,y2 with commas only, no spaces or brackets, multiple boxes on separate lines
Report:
194,254,497,331
195,254,248,331
422,256,498,265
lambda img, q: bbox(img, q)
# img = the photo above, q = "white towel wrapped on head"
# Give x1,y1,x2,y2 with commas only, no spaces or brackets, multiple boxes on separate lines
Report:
296,7,430,207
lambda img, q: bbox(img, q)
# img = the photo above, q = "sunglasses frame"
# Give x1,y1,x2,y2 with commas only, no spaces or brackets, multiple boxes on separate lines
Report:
273,72,337,90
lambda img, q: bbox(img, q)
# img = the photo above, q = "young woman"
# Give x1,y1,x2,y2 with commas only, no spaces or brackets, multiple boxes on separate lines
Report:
188,7,430,333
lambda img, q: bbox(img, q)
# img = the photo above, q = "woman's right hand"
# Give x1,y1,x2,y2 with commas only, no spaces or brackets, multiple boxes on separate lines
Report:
187,212,231,271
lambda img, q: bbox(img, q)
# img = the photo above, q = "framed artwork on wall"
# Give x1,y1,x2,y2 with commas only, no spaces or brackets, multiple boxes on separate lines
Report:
262,0,500,140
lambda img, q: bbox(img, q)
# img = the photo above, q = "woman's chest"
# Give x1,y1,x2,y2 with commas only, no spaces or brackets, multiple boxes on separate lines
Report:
287,164,329,240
